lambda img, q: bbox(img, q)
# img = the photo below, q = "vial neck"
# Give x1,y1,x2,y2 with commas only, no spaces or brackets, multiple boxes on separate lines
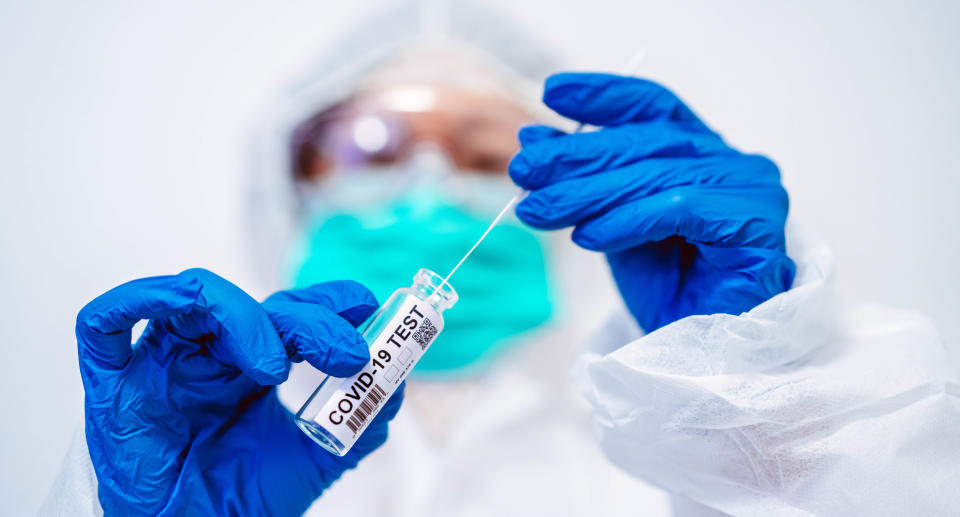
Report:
413,284,453,313
409,268,458,312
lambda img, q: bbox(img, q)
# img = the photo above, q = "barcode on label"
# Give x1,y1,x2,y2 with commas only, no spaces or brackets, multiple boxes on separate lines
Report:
345,384,387,434
412,318,438,350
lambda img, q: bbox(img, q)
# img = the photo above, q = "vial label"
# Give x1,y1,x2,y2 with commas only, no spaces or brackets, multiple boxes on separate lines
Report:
314,294,443,449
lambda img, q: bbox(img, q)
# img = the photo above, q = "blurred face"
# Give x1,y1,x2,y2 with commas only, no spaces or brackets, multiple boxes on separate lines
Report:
287,84,555,378
291,82,533,182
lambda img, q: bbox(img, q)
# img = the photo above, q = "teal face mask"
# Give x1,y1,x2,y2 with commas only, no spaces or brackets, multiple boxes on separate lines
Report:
291,179,554,378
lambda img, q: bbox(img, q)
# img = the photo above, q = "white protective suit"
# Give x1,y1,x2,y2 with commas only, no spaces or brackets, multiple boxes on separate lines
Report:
573,221,960,516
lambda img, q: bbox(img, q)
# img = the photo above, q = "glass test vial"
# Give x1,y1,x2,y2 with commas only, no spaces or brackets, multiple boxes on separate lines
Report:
296,268,458,456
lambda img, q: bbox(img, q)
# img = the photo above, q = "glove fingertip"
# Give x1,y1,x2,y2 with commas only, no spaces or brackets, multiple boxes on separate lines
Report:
542,74,586,117
339,303,379,329
312,333,370,377
332,280,380,326
543,72,584,98
248,357,290,385
571,224,606,252
514,197,544,228
543,72,619,117
336,279,378,303
342,333,372,372
515,195,569,231
77,274,201,333
518,124,564,147
508,153,533,188
175,268,218,290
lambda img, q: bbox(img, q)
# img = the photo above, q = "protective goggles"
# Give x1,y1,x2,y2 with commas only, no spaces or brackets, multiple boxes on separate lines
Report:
290,84,533,181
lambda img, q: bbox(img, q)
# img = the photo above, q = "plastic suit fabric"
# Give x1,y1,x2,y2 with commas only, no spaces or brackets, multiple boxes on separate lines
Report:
574,221,960,516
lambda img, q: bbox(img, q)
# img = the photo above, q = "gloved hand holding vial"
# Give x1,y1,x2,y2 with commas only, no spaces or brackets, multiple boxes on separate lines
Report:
71,270,405,515
296,269,457,455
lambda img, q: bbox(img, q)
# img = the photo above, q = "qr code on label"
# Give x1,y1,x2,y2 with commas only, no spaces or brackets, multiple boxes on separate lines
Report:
412,318,438,350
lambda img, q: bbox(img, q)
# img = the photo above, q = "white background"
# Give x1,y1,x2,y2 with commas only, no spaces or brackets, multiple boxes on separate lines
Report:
1,0,958,513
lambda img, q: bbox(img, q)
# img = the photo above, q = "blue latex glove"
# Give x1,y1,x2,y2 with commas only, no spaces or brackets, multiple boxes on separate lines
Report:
510,73,796,332
76,268,403,516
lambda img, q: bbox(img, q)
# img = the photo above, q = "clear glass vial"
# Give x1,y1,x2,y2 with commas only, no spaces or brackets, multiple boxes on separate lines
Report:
296,268,458,456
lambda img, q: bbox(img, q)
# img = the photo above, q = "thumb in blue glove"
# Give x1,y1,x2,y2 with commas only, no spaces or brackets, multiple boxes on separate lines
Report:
76,268,403,516
510,73,795,331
